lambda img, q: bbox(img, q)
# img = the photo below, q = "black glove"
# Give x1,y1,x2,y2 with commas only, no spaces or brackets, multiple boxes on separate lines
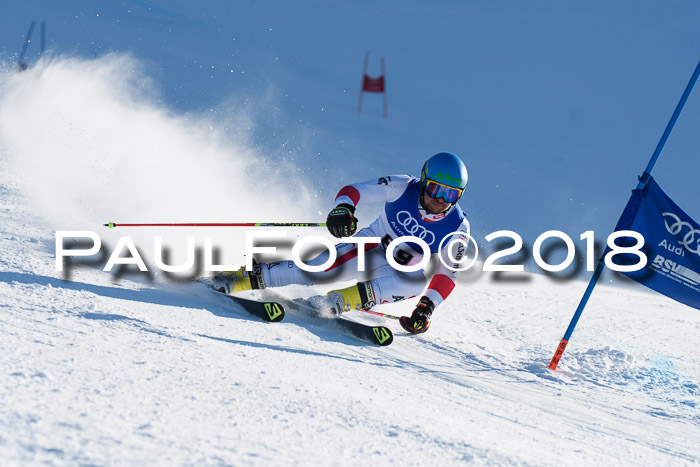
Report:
326,203,358,238
400,296,435,334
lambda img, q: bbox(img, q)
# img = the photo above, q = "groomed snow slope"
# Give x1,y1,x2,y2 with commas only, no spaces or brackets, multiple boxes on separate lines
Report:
1,162,700,465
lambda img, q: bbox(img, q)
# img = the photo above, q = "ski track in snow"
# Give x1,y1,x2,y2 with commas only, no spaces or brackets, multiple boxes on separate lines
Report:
1,162,700,466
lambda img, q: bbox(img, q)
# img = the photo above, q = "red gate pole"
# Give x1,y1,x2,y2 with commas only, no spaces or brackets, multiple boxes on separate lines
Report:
381,56,388,118
357,50,370,113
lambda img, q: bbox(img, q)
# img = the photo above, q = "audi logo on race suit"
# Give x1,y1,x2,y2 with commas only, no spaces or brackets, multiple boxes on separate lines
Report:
663,212,700,257
393,210,436,246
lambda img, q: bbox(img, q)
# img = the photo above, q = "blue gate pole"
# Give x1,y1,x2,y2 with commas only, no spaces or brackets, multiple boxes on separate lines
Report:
549,59,700,371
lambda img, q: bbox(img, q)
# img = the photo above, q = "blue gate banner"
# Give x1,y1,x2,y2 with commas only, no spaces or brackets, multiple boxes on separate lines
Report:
612,176,700,310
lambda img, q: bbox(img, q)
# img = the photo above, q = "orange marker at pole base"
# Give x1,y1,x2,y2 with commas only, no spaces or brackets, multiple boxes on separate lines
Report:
548,339,569,370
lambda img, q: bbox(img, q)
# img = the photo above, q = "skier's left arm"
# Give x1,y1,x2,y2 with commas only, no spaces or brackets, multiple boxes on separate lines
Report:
400,219,471,334
424,218,471,308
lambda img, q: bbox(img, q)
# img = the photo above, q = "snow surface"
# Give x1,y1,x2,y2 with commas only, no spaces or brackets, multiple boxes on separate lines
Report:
1,2,700,465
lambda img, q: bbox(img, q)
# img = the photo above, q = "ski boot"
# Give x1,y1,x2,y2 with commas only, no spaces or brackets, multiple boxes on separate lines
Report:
211,259,265,295
310,281,376,315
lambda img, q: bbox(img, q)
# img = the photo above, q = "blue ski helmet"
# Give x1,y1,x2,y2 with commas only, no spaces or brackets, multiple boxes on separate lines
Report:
420,152,468,203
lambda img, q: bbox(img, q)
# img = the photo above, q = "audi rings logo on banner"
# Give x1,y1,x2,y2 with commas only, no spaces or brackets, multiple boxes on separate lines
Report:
395,210,436,245
663,212,700,256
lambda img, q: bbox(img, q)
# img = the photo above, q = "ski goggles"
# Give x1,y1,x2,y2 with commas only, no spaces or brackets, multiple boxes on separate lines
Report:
424,179,463,203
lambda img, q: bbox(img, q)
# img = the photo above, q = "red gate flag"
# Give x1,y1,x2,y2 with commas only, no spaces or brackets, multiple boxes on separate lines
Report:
362,74,385,93
357,51,388,118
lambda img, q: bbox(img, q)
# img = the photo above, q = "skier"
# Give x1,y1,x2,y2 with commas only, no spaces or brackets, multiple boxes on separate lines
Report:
217,152,471,334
